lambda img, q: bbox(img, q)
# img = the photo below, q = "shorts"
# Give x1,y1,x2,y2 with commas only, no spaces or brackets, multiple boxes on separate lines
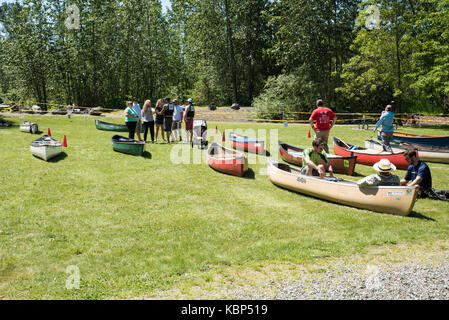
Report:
172,121,182,131
301,166,319,176
185,118,194,131
164,117,173,131
135,119,142,133
314,130,330,144
155,116,164,125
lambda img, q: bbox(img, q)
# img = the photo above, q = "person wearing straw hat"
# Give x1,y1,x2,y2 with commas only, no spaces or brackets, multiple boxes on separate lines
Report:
357,159,400,187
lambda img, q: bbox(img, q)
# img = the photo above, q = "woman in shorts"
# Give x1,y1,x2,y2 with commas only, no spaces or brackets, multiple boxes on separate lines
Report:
154,99,165,143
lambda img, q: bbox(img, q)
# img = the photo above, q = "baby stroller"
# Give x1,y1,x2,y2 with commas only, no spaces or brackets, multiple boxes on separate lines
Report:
192,119,208,149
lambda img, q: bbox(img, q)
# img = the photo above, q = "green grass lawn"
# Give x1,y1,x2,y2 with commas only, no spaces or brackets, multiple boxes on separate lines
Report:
1,115,448,299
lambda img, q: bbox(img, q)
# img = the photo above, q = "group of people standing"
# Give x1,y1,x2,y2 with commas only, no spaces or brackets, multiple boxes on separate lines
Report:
125,97,195,144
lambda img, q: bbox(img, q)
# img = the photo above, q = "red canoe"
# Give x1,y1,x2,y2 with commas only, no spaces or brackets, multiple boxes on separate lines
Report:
229,132,265,154
279,141,357,176
333,137,411,170
207,142,248,177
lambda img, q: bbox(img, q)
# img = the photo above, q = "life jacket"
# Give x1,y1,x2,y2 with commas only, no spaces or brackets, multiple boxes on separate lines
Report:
186,105,195,118
164,103,174,117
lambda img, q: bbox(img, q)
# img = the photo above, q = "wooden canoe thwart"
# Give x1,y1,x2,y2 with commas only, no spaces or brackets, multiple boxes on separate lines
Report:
267,159,418,216
30,134,63,161
333,137,410,170
389,131,449,148
228,132,265,154
278,141,357,176
111,135,145,156
95,120,144,133
366,139,449,164
207,142,248,177
20,121,39,134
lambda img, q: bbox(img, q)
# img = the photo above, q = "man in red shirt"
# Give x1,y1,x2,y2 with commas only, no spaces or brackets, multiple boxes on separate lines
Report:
309,99,337,153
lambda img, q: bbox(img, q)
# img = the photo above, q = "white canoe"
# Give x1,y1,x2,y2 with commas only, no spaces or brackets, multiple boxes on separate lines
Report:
20,121,39,134
30,135,63,161
365,139,449,164
267,159,418,216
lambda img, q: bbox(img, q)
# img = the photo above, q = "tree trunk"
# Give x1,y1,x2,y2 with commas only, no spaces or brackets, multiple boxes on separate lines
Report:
224,0,238,104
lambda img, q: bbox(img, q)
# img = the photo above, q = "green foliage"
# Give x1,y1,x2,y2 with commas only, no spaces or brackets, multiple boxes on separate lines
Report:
253,71,317,119
337,0,449,113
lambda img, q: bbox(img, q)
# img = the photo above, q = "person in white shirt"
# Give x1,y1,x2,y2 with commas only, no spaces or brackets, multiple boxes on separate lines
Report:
171,99,184,142
132,97,143,141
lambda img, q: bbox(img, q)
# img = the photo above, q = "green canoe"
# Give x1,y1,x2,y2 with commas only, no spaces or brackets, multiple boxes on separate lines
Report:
111,135,145,156
95,120,144,132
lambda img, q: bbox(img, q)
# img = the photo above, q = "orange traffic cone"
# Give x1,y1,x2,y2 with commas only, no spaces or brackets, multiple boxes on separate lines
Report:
222,131,225,142
62,135,67,147
47,128,51,136
307,129,311,138
215,126,218,134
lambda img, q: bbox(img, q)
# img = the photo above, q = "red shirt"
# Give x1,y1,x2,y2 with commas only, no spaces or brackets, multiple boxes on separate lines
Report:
310,107,336,131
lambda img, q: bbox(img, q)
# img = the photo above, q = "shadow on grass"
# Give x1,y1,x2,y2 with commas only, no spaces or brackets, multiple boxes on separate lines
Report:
32,152,68,163
407,211,437,221
243,168,255,179
272,184,432,218
352,172,365,177
47,152,68,162
142,151,152,159
263,150,271,157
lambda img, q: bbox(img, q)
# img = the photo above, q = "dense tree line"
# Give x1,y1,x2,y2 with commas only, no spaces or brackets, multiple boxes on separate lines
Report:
0,0,448,113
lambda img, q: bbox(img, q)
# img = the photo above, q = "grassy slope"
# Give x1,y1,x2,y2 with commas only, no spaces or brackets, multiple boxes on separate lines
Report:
0,115,448,299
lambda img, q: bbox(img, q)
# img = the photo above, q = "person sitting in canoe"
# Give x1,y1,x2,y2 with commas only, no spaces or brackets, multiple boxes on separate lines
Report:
301,138,334,179
357,159,400,187
401,149,449,201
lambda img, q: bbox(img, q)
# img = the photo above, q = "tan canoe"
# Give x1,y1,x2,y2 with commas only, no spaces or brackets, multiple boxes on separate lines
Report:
267,159,418,216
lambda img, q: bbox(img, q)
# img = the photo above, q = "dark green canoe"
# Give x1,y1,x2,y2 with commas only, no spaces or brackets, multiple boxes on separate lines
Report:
95,120,144,132
111,135,145,156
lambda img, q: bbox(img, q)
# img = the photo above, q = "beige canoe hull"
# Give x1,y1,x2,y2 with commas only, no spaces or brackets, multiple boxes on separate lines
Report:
267,160,418,216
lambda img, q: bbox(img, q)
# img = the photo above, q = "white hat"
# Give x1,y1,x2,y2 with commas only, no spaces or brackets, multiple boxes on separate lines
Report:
187,98,192,103
373,159,396,172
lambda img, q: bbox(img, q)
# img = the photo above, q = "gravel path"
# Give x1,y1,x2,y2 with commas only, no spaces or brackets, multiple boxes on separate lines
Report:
230,262,449,300
151,245,449,300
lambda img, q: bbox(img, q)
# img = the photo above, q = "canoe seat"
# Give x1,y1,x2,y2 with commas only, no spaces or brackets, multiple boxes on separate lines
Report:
348,145,359,151
288,151,303,158
276,162,292,173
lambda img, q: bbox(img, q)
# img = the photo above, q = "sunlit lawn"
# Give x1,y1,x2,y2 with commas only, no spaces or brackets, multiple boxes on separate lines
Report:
0,114,448,299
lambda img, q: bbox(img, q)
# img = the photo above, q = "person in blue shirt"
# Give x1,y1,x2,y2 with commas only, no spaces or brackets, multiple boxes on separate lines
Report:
374,104,395,152
400,149,449,201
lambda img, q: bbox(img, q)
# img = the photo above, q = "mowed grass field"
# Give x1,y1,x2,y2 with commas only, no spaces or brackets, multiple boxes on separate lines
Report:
1,114,448,299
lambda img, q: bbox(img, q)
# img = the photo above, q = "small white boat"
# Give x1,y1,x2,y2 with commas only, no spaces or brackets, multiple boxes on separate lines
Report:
20,121,39,134
30,135,63,161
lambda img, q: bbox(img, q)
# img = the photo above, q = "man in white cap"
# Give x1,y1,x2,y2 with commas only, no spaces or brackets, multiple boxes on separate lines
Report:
357,159,400,187
184,98,195,143
171,99,184,142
